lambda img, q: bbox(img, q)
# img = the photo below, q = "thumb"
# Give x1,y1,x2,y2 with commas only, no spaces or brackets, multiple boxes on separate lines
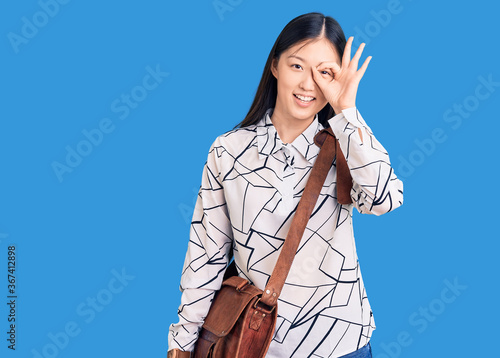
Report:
311,67,328,89
311,67,331,98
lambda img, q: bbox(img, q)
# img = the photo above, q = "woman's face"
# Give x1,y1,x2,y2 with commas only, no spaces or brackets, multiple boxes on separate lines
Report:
271,37,341,123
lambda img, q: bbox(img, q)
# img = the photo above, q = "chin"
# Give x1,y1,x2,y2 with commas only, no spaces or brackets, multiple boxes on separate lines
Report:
290,105,321,120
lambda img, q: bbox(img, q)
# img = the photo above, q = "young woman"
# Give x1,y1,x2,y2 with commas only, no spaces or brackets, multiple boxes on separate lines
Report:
167,12,403,358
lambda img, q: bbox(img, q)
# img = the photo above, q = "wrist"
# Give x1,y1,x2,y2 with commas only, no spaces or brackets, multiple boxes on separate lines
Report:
332,107,348,115
331,104,355,114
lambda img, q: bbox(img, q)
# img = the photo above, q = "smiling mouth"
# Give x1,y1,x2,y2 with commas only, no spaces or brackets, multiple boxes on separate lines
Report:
294,94,316,103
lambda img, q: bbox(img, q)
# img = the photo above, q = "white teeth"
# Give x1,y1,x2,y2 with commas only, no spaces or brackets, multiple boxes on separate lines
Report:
295,94,315,102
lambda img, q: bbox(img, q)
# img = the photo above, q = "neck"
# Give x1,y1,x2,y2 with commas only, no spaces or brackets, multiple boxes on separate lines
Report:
270,107,314,144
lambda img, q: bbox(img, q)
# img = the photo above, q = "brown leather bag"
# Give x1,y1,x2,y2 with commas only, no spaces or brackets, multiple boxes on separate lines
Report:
168,128,352,358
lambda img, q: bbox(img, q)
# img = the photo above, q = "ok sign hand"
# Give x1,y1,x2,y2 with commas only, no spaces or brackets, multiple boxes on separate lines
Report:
312,36,372,114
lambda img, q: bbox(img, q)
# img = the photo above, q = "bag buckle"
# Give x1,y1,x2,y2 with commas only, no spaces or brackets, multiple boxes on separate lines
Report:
235,280,249,292
253,297,275,314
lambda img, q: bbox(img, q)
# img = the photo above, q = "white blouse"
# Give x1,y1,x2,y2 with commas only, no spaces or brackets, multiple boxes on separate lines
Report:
167,107,404,357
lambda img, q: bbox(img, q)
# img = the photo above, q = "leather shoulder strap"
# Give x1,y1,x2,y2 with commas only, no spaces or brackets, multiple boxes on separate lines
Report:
259,128,352,307
328,128,353,205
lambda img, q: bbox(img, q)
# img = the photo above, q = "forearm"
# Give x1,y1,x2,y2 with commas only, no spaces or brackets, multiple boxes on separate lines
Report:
328,107,404,214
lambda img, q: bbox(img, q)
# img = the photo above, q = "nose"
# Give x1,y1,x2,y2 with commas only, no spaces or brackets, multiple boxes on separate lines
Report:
300,69,316,92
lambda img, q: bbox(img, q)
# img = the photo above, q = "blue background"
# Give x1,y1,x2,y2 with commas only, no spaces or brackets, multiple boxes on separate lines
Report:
1,0,499,357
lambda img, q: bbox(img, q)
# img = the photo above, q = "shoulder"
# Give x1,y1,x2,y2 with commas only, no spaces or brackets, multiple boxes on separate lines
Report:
209,123,259,157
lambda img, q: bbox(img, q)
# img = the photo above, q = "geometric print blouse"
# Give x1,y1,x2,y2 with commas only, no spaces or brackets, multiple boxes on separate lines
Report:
167,107,404,357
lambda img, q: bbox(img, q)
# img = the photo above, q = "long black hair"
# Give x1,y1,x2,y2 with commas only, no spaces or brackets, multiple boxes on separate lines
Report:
233,12,347,130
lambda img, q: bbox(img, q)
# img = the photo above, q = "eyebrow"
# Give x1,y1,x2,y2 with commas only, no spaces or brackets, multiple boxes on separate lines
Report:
287,54,332,66
288,54,305,62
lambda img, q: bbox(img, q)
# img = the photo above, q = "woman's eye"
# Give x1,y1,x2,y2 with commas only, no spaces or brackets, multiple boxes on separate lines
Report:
321,70,332,76
292,64,302,70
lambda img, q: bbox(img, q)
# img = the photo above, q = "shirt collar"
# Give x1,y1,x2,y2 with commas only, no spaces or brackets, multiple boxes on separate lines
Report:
256,108,324,163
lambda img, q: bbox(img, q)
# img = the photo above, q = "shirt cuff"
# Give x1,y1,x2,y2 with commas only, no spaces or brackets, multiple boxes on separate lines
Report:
331,107,369,128
329,107,373,137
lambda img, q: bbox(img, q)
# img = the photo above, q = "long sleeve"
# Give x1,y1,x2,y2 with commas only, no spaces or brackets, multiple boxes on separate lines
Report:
327,107,404,215
167,137,233,353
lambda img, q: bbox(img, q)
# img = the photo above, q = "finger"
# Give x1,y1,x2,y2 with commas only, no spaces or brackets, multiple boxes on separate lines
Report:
311,67,332,93
342,36,354,67
350,42,366,70
311,66,327,86
356,56,372,79
311,70,328,97
316,62,341,76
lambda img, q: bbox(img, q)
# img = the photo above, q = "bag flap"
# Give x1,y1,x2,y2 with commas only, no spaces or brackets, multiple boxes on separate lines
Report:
202,276,262,337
